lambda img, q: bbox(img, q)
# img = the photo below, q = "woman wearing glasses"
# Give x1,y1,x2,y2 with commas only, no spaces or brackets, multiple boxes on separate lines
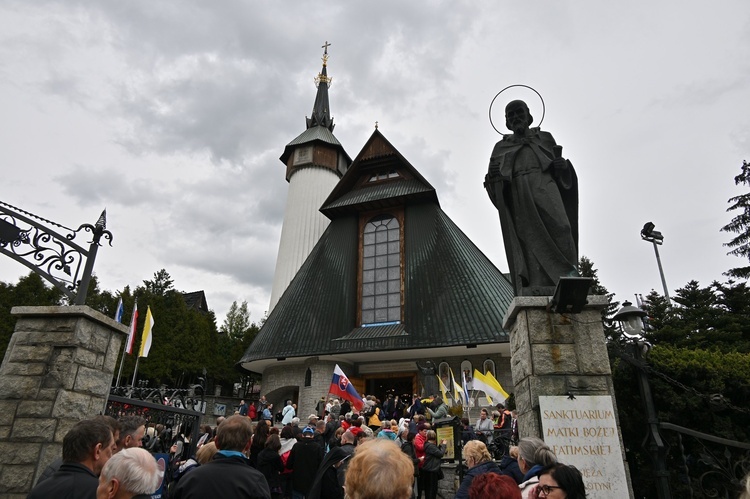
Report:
516,438,557,498
535,463,587,498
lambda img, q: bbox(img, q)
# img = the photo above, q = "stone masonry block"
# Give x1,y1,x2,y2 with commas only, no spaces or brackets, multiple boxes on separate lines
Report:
14,317,77,334
42,347,76,390
517,410,542,440
8,345,52,363
0,442,42,465
90,329,111,354
74,321,111,354
52,390,92,420
0,400,19,420
526,310,555,343
17,400,54,418
528,376,568,409
510,319,532,384
11,418,56,442
74,365,111,395
575,339,612,375
565,375,610,394
1,362,46,377
0,376,41,399
36,388,58,401
531,344,578,375
103,336,123,374
9,330,75,345
74,348,99,369
0,465,35,494
513,377,532,415
0,425,10,439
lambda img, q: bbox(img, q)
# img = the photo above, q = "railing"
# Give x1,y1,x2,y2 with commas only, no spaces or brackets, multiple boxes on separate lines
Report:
106,394,202,460
0,201,112,304
660,422,750,498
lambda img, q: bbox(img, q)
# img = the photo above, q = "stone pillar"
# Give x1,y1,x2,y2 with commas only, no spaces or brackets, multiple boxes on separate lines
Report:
0,306,127,498
503,295,614,438
504,295,634,498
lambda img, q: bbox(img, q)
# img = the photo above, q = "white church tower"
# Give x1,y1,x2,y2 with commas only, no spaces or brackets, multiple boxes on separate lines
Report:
269,43,351,312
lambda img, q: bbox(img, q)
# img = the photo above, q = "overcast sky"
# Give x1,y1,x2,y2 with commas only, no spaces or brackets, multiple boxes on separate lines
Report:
1,1,748,324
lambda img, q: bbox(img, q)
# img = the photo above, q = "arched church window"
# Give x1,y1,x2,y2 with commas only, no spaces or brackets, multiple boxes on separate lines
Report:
461,360,473,391
483,359,496,379
361,214,401,325
304,368,312,387
438,362,451,391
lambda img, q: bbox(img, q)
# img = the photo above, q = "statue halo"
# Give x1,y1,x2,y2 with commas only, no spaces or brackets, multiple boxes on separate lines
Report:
489,84,546,135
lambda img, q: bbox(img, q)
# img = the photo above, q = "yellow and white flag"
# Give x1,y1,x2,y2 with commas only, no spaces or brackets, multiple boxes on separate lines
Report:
473,369,509,404
436,375,450,405
450,368,467,405
138,306,155,358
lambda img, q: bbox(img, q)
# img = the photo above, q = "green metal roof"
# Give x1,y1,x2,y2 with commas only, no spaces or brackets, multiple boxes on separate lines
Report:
286,126,341,147
239,201,513,370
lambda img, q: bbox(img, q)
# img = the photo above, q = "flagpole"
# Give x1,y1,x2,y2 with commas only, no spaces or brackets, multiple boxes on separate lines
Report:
132,356,141,388
115,344,126,388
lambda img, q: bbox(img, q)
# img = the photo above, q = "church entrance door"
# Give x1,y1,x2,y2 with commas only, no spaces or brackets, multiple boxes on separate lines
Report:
365,374,415,406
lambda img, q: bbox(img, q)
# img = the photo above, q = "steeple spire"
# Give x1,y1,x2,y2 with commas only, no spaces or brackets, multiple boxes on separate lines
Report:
306,41,334,131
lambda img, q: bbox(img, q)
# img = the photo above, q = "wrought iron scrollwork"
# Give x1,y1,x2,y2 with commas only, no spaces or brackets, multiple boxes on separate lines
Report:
661,422,750,498
0,200,112,304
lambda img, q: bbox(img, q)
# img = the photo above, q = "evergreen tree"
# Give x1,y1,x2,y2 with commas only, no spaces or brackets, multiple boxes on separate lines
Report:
215,300,261,392
721,160,750,279
578,255,620,341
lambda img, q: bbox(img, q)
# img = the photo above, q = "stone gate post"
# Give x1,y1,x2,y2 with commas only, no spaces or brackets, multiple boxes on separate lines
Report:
0,306,127,498
504,295,634,498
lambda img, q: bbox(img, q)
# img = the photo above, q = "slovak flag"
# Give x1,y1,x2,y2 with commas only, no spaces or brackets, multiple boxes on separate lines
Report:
329,364,364,412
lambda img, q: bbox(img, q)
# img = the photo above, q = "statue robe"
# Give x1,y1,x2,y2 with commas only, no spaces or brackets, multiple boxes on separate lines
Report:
485,128,579,296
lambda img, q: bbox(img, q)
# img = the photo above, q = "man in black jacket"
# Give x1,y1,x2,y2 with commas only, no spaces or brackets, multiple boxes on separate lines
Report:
287,426,324,498
172,415,270,499
28,419,115,499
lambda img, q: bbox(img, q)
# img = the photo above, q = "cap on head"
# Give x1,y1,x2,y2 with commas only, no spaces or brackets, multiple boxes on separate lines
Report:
302,426,315,436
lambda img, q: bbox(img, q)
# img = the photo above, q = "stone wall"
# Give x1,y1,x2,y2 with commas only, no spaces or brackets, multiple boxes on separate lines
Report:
0,306,127,498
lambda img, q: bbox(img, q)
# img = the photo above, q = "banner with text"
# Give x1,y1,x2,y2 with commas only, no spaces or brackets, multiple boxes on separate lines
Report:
539,395,630,498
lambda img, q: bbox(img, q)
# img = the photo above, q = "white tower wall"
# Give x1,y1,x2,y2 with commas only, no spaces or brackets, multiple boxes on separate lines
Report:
269,166,340,311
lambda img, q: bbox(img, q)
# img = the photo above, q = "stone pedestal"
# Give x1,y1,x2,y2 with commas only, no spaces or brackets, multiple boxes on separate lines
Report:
503,295,614,437
0,306,127,498
503,295,633,498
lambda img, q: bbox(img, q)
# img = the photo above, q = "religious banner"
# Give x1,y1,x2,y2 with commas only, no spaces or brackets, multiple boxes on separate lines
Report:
539,395,629,498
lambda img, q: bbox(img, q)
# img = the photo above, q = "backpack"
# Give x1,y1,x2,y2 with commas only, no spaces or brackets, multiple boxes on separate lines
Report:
362,404,375,417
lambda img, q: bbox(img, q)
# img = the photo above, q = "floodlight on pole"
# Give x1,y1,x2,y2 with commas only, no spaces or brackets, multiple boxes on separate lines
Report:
641,222,670,302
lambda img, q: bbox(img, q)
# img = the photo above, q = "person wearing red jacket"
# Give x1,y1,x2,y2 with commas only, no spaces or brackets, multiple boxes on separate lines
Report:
414,423,429,498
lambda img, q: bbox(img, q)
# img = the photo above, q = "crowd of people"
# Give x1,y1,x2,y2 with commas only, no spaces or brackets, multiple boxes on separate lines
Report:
27,393,595,498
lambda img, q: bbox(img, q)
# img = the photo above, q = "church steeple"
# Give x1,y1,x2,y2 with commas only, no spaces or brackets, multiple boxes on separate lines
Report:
270,42,351,313
306,41,334,131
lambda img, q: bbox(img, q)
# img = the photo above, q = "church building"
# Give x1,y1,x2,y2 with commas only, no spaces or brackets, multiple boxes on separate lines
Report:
239,48,515,418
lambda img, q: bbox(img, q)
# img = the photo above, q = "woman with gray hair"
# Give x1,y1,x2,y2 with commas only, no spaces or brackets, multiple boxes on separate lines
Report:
516,437,557,498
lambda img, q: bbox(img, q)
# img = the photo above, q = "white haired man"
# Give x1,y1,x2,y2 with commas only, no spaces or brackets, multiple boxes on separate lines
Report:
96,448,162,499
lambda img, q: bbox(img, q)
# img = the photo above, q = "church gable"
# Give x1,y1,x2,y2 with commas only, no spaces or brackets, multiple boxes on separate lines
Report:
321,129,438,218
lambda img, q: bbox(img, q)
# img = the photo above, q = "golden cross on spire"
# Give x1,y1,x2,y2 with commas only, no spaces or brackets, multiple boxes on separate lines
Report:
321,41,331,67
375,121,379,129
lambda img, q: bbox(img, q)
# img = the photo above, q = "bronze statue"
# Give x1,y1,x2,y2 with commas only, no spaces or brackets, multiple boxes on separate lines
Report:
484,100,579,296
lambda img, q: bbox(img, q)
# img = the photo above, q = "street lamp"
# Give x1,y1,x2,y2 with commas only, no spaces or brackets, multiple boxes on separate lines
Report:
613,301,671,499
641,222,670,302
